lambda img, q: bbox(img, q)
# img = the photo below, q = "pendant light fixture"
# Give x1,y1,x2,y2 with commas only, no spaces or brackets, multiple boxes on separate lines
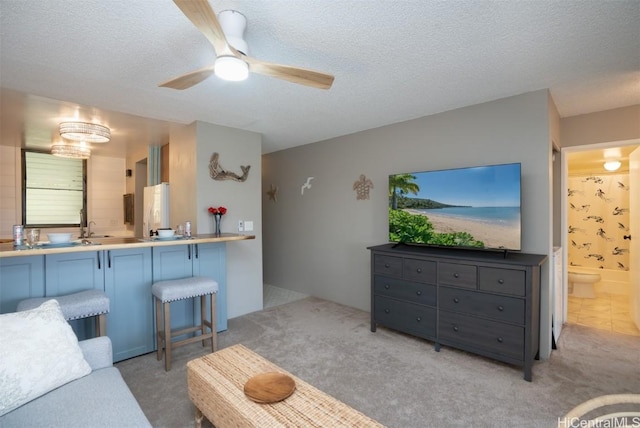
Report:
51,141,91,159
59,121,111,143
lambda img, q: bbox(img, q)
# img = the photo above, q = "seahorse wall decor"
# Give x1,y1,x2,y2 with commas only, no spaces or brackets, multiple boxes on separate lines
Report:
209,152,250,182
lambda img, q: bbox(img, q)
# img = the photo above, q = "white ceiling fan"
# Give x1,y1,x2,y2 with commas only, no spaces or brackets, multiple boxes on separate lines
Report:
159,0,334,90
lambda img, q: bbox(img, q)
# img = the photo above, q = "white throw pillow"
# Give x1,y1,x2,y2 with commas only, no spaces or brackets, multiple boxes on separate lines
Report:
0,299,92,416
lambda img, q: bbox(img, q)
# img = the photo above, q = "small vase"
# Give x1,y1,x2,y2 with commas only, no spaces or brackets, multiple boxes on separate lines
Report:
214,214,222,235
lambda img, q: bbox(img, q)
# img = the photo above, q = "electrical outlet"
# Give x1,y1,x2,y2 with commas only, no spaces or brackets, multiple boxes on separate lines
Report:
238,220,244,232
244,221,254,232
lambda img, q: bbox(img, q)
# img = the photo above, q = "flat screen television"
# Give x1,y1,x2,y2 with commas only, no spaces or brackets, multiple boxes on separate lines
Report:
389,163,521,251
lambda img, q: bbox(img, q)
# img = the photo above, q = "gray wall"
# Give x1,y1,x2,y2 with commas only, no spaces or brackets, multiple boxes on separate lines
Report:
170,121,264,319
560,105,640,147
263,90,554,353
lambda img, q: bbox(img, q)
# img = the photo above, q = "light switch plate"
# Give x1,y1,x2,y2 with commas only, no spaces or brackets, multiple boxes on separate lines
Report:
238,220,244,232
244,221,254,232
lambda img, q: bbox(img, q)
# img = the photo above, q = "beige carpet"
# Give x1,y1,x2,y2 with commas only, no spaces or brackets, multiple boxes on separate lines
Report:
117,297,640,427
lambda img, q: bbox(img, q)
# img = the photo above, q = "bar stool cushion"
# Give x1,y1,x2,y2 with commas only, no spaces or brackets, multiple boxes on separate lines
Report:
17,290,110,321
152,276,218,303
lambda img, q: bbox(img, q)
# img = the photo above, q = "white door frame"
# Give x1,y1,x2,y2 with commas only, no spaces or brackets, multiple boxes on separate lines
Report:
560,138,640,325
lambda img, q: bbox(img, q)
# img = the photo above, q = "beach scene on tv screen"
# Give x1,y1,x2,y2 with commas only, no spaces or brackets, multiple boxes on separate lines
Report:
389,163,521,250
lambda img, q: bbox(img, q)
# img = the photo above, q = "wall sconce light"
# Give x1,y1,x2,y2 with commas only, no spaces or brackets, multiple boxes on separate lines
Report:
603,160,621,171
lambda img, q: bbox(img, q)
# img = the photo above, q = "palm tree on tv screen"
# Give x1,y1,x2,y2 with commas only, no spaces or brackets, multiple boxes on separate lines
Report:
389,174,420,209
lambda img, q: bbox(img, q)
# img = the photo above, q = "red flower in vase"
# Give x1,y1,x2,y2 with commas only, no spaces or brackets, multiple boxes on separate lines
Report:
208,206,227,215
208,206,227,235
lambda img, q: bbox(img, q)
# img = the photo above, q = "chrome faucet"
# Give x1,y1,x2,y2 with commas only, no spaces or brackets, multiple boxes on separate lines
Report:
88,221,96,238
79,209,86,238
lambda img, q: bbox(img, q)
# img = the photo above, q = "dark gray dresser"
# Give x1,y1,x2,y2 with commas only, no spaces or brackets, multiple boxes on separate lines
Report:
369,243,547,381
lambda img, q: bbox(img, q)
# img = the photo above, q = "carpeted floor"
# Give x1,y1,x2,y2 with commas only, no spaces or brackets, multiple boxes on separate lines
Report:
117,296,640,428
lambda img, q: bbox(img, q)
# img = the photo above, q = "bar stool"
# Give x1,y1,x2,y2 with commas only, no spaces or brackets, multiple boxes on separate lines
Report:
17,289,110,337
152,276,218,371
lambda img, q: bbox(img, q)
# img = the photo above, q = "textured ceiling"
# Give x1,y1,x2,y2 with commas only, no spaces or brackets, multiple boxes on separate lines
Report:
1,0,639,156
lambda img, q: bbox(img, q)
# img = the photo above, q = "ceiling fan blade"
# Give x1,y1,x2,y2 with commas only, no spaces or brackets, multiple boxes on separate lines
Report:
159,65,215,90
244,56,335,89
173,0,232,55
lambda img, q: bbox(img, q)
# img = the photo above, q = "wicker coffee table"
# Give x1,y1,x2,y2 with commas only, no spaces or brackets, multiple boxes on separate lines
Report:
187,344,385,427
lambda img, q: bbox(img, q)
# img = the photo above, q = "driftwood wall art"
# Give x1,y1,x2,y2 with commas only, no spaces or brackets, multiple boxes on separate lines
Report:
209,152,250,182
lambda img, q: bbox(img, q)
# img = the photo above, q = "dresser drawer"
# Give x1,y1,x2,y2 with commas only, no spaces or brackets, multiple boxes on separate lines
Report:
373,255,403,278
374,276,436,306
438,286,524,324
374,295,436,339
479,267,526,296
403,258,436,284
437,263,477,289
439,311,524,360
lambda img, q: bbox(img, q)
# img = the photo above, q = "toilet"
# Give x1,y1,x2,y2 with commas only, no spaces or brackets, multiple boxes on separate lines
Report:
568,271,601,298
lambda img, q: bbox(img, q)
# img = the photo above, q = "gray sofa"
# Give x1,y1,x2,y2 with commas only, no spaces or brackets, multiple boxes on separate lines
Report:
0,336,150,427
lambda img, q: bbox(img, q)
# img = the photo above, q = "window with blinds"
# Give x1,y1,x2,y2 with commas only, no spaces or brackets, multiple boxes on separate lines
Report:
22,150,87,227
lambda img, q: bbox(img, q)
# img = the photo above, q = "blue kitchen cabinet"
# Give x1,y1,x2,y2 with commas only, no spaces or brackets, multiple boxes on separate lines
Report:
104,247,154,362
0,255,45,314
45,250,105,340
152,242,227,345
193,242,227,331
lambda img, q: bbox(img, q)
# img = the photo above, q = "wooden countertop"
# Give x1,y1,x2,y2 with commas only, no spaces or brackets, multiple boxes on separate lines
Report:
0,233,255,259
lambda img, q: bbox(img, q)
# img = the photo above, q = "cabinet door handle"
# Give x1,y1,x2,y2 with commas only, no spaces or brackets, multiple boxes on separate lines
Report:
416,268,422,273
497,337,504,343
453,297,460,303
453,326,459,332
453,273,459,278
498,279,505,284
107,250,111,268
416,290,422,296
97,251,101,270
416,317,422,322
195,244,199,259
188,245,192,260
384,308,390,314
384,284,390,289
497,305,504,311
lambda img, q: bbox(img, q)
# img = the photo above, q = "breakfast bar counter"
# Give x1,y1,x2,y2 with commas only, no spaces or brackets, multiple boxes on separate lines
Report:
0,233,255,258
0,233,255,362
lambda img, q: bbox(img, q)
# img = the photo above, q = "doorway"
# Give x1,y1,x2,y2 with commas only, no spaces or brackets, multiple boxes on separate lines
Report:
560,139,640,337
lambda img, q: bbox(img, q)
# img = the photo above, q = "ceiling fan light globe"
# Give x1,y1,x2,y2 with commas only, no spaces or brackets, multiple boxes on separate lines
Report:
215,56,249,82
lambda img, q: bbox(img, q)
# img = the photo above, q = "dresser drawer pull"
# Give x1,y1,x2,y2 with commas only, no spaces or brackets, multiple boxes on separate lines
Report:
384,263,390,268
497,337,504,343
498,279,505,284
497,305,504,311
416,268,422,273
384,284,390,290
416,290,422,296
453,326,459,332
416,317,422,322
453,273,459,278
384,308,390,314
453,297,460,303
